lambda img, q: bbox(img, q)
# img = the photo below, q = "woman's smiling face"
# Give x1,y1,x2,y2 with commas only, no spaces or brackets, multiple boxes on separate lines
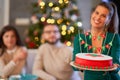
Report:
91,5,110,29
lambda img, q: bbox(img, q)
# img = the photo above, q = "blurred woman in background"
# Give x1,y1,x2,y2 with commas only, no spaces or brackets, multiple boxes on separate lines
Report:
0,25,27,78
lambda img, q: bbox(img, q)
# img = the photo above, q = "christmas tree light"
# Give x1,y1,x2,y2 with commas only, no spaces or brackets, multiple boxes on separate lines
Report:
25,0,83,48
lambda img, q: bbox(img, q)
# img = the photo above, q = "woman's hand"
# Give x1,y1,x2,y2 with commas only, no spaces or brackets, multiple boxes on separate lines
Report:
49,76,57,80
113,64,120,68
13,48,27,64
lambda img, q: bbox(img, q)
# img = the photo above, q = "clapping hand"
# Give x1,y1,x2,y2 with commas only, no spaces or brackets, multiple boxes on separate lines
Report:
13,48,27,64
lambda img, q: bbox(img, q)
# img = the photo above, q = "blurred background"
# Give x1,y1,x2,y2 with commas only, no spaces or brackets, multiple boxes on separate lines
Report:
0,0,119,48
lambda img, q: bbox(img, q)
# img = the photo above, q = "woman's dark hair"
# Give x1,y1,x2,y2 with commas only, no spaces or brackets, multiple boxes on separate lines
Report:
0,25,23,56
92,2,119,33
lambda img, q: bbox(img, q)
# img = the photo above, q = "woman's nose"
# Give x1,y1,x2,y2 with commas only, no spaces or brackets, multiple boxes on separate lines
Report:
95,15,101,20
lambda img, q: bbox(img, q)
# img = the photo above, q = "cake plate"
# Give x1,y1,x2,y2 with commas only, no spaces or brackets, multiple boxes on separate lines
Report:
70,61,118,71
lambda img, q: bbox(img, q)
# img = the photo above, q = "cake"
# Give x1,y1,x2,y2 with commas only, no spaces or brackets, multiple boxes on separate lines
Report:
74,53,113,70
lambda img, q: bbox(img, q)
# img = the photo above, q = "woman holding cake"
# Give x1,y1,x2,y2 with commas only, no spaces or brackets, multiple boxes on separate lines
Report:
0,25,27,78
72,2,120,80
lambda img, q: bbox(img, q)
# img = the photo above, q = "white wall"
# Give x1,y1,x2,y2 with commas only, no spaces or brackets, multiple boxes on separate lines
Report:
0,0,4,28
0,0,9,29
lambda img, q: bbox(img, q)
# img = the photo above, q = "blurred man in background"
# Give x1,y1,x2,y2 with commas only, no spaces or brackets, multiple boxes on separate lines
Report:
32,24,81,80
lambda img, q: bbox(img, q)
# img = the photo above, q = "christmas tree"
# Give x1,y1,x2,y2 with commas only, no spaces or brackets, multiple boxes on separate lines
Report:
25,0,83,49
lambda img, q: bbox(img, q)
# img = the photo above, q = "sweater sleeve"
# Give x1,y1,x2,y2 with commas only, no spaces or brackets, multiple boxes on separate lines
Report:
32,46,56,80
72,35,81,71
109,34,120,80
111,34,120,69
0,59,16,78
73,35,81,61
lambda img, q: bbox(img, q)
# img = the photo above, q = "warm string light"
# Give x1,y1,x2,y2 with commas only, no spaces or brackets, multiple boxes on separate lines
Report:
48,2,53,7
39,1,45,9
59,0,69,5
57,19,63,24
66,21,70,25
67,30,71,34
46,18,55,24
66,41,72,46
34,37,39,41
40,17,46,22
59,0,63,4
62,25,67,30
61,31,66,35
70,26,74,33
64,0,69,4
52,7,60,12
61,25,67,36
41,39,45,43
39,1,45,7
61,25,75,36
77,22,82,27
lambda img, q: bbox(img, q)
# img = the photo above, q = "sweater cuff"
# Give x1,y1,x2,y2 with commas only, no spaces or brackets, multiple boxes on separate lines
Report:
10,61,16,66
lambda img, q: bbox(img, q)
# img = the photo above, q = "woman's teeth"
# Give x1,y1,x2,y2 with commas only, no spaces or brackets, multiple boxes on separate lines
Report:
94,20,100,24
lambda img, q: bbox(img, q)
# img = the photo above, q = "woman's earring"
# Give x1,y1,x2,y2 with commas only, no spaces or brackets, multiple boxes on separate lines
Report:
105,23,108,27
104,24,108,32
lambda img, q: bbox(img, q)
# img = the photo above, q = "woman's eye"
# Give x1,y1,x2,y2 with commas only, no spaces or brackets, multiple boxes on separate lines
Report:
11,35,16,38
101,15,106,18
4,35,8,38
95,11,99,15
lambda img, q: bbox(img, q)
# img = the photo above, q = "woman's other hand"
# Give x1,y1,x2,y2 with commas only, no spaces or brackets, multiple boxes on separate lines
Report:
13,48,27,64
